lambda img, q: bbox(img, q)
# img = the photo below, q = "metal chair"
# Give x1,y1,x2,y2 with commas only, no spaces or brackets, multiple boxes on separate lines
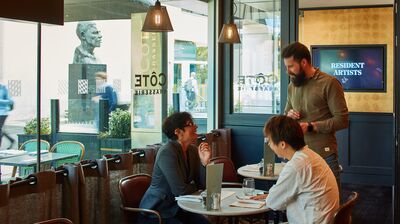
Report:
333,191,359,224
118,174,161,224
210,156,242,187
34,218,73,224
11,139,51,177
49,141,85,168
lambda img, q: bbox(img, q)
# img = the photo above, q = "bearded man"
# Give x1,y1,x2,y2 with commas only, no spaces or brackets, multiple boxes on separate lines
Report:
282,42,349,190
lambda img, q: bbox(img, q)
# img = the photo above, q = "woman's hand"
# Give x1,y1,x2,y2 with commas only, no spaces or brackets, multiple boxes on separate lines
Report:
250,194,268,200
198,142,211,166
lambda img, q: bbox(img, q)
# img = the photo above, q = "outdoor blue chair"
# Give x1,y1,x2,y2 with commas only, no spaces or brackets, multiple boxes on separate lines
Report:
49,141,85,168
11,139,51,177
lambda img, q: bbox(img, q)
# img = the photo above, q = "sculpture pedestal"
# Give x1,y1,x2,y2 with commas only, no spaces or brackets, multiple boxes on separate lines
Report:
67,64,106,126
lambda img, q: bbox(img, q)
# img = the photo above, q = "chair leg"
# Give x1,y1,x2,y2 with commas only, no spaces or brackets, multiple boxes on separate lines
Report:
11,166,17,177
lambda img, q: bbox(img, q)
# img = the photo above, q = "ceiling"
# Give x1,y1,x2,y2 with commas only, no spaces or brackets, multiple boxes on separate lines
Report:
63,0,395,22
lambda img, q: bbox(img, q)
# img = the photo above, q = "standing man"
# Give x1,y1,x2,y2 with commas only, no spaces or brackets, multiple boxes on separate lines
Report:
0,83,14,149
282,42,349,187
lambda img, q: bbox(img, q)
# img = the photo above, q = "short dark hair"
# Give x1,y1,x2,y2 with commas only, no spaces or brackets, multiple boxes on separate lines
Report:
281,42,311,63
162,112,193,140
264,115,306,151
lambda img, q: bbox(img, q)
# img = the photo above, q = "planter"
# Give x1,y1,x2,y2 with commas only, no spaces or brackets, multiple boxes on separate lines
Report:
17,134,51,148
99,138,131,156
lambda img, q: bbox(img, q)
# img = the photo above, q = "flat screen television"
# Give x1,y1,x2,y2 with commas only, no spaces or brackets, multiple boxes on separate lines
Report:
311,45,386,92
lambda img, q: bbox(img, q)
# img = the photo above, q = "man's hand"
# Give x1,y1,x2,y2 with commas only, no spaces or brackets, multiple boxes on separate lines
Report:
287,109,301,120
198,142,211,166
250,194,268,200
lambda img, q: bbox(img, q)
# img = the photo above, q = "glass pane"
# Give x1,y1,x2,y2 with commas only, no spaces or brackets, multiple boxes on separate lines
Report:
165,2,210,133
0,19,38,180
233,0,281,114
42,20,131,133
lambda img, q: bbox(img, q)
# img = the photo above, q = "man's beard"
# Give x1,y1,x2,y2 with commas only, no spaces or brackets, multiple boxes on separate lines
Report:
290,68,307,87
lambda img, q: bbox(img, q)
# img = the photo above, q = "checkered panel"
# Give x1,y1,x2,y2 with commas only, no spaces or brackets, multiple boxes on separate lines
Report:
8,80,21,97
77,79,88,95
58,80,68,96
113,79,121,93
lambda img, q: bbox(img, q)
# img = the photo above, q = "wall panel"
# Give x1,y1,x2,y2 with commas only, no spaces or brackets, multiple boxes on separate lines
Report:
299,7,393,113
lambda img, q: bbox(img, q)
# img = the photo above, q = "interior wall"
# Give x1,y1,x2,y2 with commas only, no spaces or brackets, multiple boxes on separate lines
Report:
299,7,393,113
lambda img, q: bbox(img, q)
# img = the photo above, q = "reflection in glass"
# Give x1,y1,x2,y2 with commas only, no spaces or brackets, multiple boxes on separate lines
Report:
233,0,281,114
133,95,155,129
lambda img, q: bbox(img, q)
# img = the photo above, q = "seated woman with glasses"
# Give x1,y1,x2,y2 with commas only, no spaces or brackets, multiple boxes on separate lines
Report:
139,112,211,224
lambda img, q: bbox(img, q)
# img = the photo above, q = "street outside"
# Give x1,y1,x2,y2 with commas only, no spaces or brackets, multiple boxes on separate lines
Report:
0,121,26,181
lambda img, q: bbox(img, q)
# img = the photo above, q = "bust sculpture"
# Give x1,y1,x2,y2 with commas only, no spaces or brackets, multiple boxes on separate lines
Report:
73,21,102,64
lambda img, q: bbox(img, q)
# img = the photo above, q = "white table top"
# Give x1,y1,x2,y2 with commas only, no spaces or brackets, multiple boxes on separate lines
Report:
237,163,285,181
177,188,269,216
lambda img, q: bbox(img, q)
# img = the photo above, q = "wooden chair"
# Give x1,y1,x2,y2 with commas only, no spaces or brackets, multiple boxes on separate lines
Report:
333,191,359,224
34,218,73,224
118,174,161,224
210,156,242,187
49,141,85,168
12,139,51,177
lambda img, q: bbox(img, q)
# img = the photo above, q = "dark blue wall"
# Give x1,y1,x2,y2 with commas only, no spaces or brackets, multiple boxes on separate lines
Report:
226,113,394,186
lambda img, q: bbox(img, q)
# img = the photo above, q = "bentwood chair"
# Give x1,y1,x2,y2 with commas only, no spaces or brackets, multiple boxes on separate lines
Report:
210,156,242,187
333,191,359,224
12,139,51,177
49,141,85,168
118,174,161,224
34,218,73,224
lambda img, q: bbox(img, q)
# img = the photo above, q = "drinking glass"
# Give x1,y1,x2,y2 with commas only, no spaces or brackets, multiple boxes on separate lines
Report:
242,178,255,196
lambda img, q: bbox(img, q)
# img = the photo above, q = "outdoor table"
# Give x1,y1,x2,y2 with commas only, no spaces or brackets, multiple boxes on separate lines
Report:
0,152,77,179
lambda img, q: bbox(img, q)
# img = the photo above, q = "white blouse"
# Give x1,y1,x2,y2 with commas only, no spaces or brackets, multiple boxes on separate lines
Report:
266,146,339,224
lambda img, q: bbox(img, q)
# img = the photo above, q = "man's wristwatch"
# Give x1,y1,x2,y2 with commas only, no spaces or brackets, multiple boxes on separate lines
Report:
307,122,313,132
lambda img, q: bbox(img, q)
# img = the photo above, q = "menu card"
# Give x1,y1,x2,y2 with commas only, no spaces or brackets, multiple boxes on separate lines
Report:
230,200,266,209
206,163,223,210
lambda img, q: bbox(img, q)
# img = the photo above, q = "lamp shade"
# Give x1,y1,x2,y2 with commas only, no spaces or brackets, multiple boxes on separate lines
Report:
218,23,240,44
142,0,173,32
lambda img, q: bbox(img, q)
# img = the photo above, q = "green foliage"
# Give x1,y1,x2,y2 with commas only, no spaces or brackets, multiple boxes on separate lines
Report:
196,46,208,61
108,109,131,139
168,105,176,116
23,118,51,135
98,131,110,139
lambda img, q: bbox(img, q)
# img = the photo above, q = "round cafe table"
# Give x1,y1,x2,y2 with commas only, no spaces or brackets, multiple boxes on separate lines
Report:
177,188,269,217
237,163,285,181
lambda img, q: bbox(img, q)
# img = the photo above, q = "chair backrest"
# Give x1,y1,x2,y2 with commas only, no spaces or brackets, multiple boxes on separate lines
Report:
19,139,51,152
50,141,85,167
210,156,239,182
34,218,73,224
118,174,151,222
333,191,359,224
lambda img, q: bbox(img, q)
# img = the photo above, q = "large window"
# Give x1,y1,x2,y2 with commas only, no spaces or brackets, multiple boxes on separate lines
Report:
165,2,211,133
233,0,281,114
0,0,216,180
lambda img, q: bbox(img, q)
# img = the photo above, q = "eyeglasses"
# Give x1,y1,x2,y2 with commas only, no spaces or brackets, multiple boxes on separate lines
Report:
183,121,196,128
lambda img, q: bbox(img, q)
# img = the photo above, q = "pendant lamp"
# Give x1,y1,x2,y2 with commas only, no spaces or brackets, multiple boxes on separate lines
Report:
218,2,240,44
142,0,173,32
218,23,240,43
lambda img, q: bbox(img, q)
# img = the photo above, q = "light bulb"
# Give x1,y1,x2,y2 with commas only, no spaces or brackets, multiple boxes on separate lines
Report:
227,27,233,38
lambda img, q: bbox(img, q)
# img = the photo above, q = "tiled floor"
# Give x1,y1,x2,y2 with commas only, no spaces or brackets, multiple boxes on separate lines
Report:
342,183,393,224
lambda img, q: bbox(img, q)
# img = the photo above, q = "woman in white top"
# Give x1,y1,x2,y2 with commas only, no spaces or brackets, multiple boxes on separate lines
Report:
252,115,339,224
